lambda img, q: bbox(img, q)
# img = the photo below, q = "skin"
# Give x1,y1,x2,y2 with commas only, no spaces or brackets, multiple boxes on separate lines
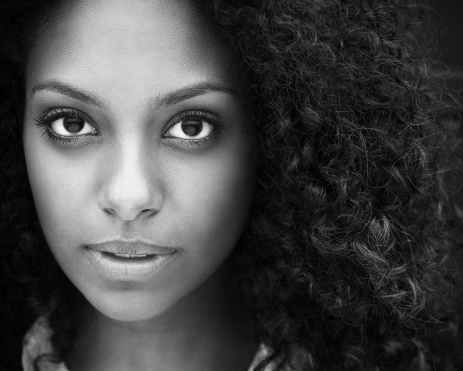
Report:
23,0,257,370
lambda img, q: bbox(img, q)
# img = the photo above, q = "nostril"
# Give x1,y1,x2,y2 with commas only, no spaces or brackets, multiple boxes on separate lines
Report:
104,208,116,216
141,208,158,217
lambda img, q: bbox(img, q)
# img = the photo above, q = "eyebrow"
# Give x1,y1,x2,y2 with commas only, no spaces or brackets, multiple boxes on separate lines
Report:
31,80,238,109
152,82,238,108
31,80,105,107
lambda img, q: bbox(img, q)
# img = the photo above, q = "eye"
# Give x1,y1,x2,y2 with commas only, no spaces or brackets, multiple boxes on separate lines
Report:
161,111,224,150
165,118,214,140
35,107,99,145
50,116,97,136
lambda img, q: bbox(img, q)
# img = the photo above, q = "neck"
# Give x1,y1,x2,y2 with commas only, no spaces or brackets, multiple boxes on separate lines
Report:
65,264,257,371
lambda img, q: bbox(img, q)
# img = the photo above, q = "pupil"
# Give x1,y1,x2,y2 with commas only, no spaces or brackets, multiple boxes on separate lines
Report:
63,117,85,133
181,120,202,136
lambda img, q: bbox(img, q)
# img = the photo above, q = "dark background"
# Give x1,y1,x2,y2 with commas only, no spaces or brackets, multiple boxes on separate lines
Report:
426,0,463,85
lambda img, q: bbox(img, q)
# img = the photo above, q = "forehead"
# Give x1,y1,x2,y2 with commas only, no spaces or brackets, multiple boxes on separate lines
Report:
26,0,243,103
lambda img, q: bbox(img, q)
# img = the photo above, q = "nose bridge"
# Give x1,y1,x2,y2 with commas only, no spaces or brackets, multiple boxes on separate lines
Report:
99,134,158,220
115,137,147,191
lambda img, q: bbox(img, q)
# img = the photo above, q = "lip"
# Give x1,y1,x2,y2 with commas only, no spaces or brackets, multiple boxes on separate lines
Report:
85,240,178,280
86,239,178,255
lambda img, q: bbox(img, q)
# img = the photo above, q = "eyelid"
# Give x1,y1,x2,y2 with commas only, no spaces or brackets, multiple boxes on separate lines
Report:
34,107,100,147
162,110,223,137
35,107,99,133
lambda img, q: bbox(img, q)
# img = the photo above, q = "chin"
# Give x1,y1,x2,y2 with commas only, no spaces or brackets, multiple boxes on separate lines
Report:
85,288,175,322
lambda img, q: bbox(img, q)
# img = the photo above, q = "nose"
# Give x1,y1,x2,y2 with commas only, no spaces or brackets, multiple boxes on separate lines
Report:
97,140,162,221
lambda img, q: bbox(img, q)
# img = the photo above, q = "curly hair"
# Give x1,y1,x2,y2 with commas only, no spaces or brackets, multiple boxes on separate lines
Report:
0,0,460,370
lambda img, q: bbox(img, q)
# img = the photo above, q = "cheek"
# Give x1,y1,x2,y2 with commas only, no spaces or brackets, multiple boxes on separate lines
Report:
167,144,256,257
23,130,96,245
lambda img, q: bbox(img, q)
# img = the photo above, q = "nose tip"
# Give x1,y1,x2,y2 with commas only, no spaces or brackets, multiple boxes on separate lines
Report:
97,158,162,221
99,173,161,220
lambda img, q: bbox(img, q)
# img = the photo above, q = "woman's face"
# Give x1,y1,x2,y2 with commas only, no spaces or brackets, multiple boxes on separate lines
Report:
23,0,256,321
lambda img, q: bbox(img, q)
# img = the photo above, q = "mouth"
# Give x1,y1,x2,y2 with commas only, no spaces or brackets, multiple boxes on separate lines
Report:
84,239,178,279
86,239,178,256
101,252,159,260
111,253,149,259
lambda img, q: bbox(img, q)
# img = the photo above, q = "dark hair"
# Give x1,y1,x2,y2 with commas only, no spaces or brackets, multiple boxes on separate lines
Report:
0,0,460,370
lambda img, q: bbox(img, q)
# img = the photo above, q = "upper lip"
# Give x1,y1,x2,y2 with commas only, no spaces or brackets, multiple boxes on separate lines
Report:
86,240,178,255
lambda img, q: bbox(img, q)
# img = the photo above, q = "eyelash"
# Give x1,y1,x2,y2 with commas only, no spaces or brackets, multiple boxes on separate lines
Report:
34,108,224,148
163,110,223,149
34,107,97,145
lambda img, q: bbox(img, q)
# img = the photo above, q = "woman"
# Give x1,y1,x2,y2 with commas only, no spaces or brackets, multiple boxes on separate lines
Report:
0,0,458,370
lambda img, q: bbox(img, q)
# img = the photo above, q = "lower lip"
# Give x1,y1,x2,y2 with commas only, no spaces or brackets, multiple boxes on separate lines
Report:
85,248,177,280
